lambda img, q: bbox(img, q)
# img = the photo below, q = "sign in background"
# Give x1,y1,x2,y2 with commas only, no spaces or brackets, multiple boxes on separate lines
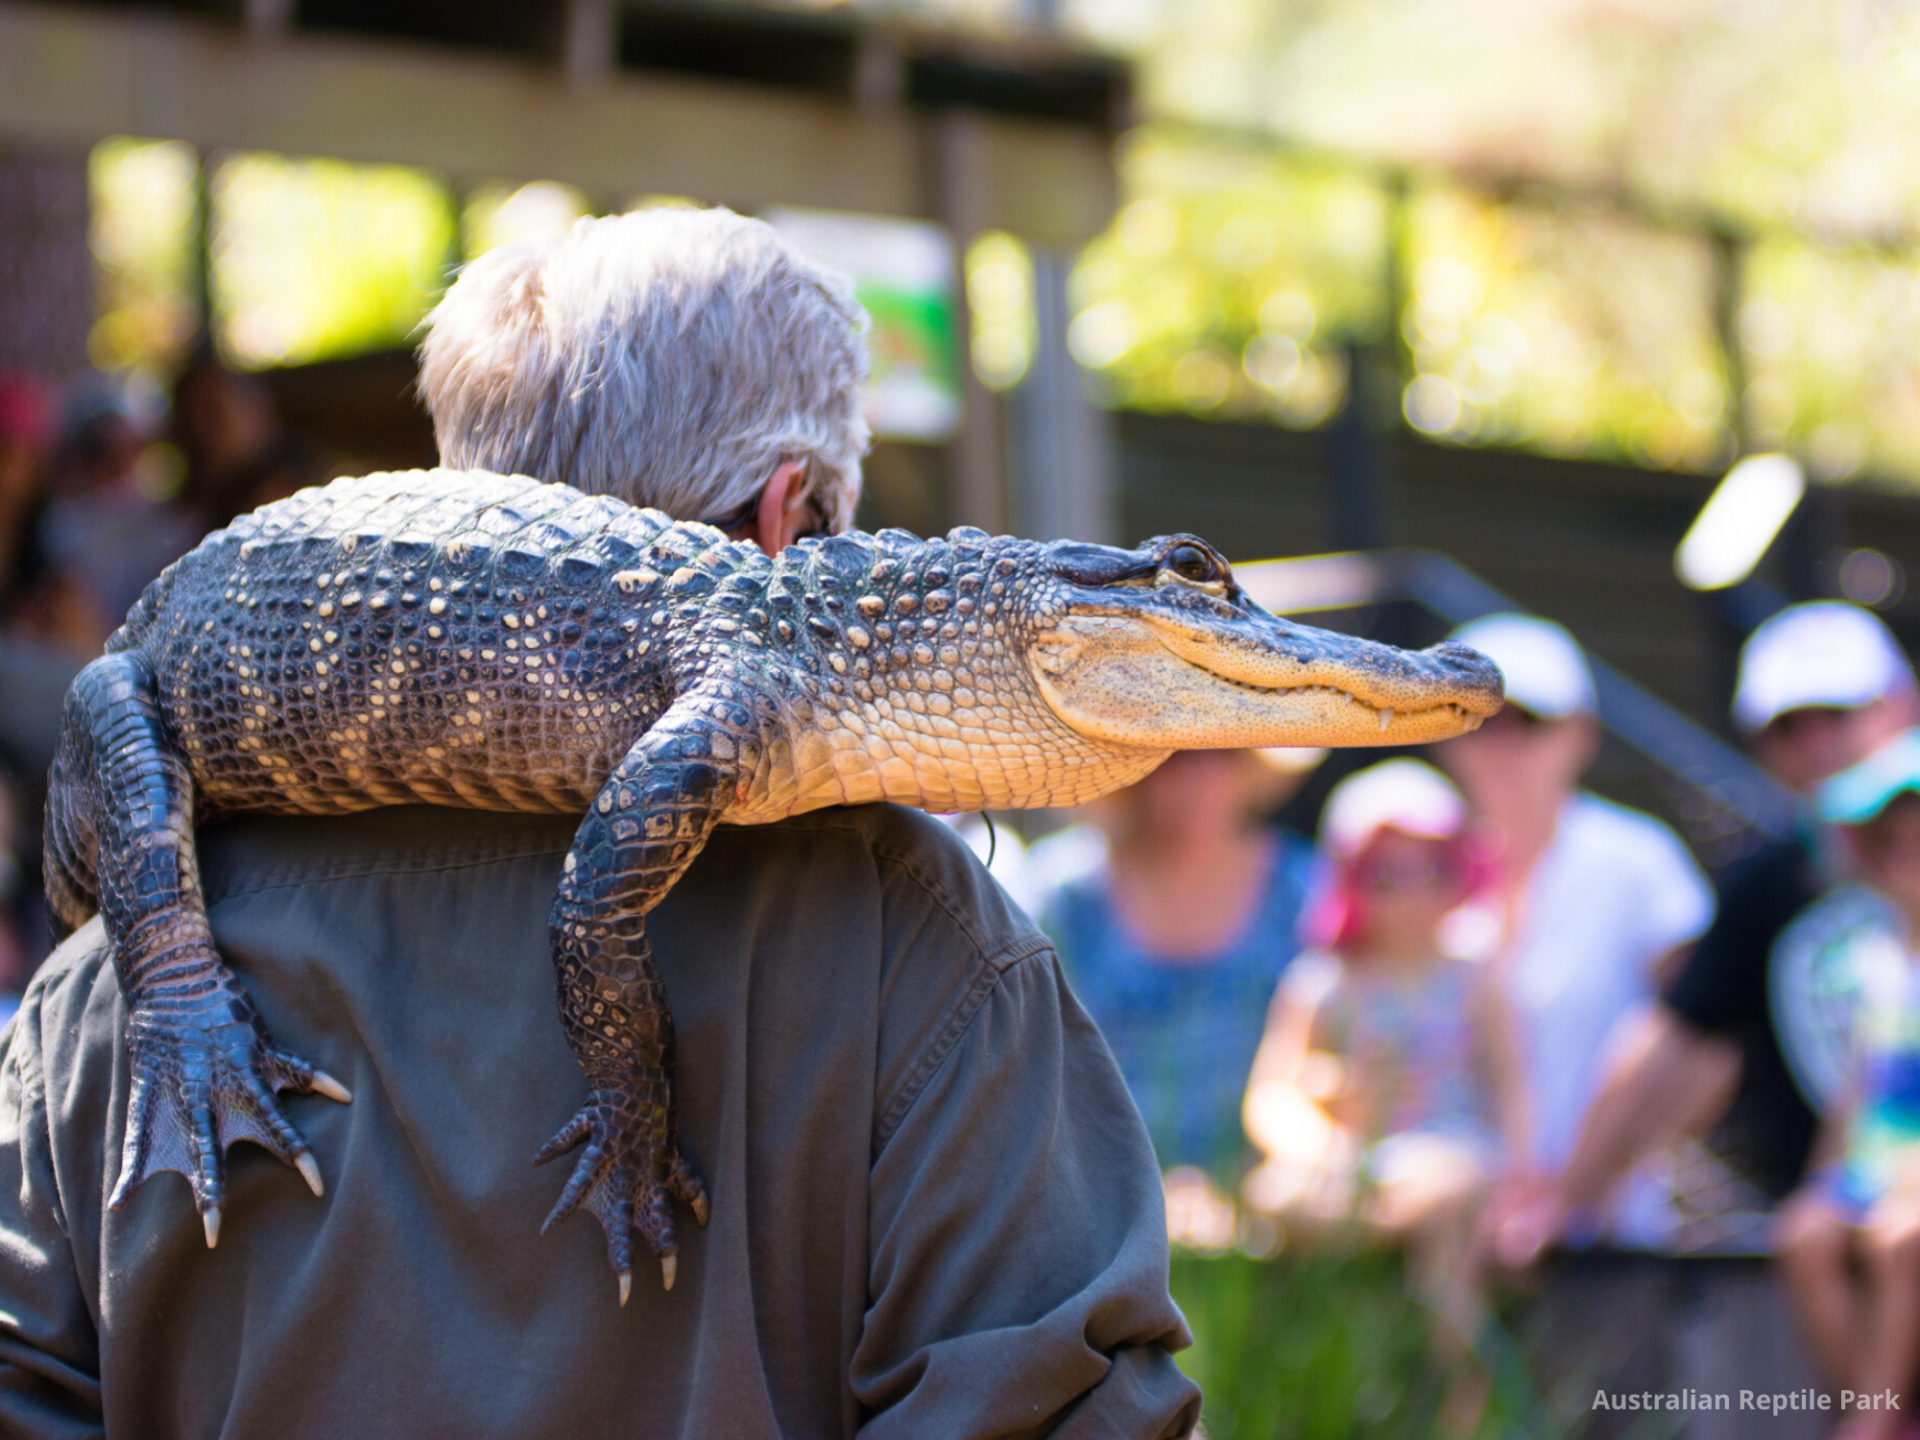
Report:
767,207,962,444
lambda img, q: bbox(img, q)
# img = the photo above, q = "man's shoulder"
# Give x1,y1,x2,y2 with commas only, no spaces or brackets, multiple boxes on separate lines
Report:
186,800,1041,980
729,807,1062,1151
777,805,1045,952
2,916,120,1214
14,917,116,1063
188,802,1056,1138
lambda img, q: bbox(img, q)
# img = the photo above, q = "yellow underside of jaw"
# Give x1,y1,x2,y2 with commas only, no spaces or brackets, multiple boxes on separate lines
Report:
1040,663,1492,753
1031,614,1498,754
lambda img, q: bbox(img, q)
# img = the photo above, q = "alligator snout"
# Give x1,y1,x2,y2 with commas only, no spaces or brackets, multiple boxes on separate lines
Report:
1032,596,1505,753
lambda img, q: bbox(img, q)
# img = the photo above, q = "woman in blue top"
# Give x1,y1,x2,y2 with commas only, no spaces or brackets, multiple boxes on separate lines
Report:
1032,747,1319,1188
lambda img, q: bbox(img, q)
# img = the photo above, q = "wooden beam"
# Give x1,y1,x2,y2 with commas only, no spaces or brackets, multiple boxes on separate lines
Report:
0,0,1116,247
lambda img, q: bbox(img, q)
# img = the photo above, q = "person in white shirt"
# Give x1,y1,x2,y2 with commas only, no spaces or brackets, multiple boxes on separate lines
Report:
1438,613,1715,1246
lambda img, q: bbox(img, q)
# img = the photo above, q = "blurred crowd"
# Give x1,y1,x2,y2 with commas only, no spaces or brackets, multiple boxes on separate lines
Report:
979,599,1920,1439
0,360,317,1010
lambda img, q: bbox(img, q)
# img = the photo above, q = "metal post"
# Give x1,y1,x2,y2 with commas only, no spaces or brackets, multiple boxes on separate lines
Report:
1326,346,1387,553
1324,173,1407,555
933,110,1009,536
1008,247,1115,544
562,0,616,85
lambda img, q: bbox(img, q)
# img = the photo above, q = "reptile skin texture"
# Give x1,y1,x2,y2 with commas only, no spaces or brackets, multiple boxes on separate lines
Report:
45,468,1502,1298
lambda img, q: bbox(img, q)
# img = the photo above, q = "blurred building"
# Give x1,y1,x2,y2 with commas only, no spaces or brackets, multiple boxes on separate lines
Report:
0,0,1128,539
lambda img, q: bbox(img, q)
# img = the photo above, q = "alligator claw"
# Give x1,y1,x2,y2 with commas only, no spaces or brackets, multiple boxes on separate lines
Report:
309,1069,353,1105
535,1093,706,1299
111,973,348,1237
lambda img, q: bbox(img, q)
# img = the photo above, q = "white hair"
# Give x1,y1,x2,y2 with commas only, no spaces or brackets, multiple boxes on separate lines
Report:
418,207,870,532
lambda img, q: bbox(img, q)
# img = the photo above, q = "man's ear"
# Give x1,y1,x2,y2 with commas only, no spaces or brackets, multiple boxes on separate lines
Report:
746,461,811,558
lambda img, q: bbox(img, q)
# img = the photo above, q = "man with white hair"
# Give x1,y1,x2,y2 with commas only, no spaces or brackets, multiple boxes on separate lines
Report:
0,208,1200,1438
416,207,868,551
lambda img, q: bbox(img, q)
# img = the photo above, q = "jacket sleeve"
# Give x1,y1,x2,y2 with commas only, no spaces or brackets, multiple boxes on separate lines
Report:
852,934,1201,1440
0,968,106,1440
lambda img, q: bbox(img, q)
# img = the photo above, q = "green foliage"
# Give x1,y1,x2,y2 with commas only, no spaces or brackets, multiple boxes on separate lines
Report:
1740,238,1920,485
1170,1247,1557,1440
88,138,200,376
1400,187,1732,473
1069,131,1383,427
209,152,454,371
1067,129,1737,475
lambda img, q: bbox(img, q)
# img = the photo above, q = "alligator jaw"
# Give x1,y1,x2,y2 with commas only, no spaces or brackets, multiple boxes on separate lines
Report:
1029,612,1503,751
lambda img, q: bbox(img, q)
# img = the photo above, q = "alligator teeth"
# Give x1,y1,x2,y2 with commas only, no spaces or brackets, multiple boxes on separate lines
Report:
1379,708,1393,732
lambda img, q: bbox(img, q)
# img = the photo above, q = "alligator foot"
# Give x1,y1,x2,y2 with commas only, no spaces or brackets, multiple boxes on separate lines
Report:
535,1086,709,1304
110,960,352,1244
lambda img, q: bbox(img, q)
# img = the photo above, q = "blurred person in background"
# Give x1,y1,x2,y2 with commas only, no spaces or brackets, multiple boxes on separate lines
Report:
0,776,30,1022
1515,603,1918,1255
1242,758,1525,1431
33,371,199,652
1773,734,1920,1439
171,351,315,530
0,375,51,603
1438,613,1715,1252
1031,745,1320,1221
0,376,59,1008
0,206,1201,1439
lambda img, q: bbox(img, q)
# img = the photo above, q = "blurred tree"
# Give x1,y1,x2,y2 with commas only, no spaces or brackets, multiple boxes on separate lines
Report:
1740,238,1920,485
209,152,453,370
1068,130,1386,427
462,181,592,259
1401,186,1733,472
88,138,199,378
1037,0,1920,485
966,230,1036,391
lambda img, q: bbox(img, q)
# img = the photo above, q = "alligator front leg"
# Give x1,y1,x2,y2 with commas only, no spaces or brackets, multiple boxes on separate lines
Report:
58,653,351,1246
538,689,755,1302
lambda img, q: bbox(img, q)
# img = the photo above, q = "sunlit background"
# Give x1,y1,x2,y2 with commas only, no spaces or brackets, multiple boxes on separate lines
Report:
12,0,1920,1433
71,1,1920,491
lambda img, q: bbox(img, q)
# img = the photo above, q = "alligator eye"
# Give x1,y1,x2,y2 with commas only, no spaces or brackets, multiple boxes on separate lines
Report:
1166,544,1217,584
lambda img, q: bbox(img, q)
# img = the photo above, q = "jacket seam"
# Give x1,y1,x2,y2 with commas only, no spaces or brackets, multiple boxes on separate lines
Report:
862,831,1025,962
10,985,68,1241
872,931,1055,1155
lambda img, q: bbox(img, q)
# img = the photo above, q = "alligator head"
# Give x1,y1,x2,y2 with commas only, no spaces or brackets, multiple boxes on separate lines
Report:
1020,533,1504,751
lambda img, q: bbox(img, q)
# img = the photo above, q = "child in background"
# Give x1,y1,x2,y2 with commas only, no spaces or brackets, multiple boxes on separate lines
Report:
1776,731,1920,1440
1243,759,1527,1420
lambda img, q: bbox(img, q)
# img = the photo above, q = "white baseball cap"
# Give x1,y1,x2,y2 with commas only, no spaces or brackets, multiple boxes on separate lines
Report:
1320,758,1468,859
1733,602,1915,734
1449,613,1596,721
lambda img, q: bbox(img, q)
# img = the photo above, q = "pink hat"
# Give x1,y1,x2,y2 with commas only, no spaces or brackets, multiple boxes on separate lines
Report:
1308,759,1477,950
0,375,50,450
1319,758,1468,858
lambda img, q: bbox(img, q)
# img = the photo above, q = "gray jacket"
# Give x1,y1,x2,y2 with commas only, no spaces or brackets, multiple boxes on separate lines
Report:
0,803,1200,1438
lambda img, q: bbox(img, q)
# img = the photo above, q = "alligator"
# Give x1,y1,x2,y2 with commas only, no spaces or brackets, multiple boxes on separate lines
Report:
46,467,1503,1302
